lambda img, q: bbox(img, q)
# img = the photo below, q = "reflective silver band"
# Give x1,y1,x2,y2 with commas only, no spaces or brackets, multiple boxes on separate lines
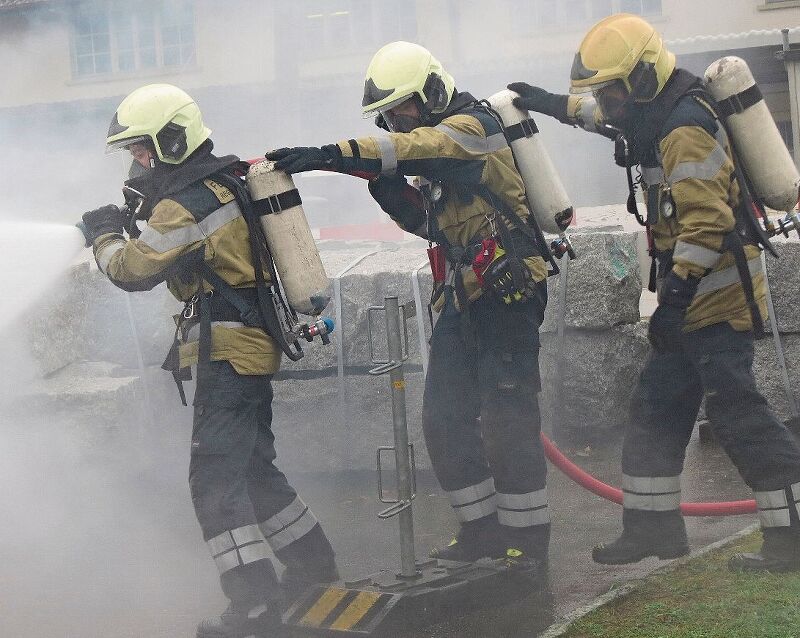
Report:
498,505,550,527
496,489,548,510
673,240,722,269
375,136,398,175
759,508,791,528
641,166,665,186
755,488,788,510
186,321,246,343
755,486,794,528
453,493,498,523
497,489,550,527
434,124,509,154
622,474,681,511
696,257,762,296
95,239,126,274
446,477,496,507
259,496,319,552
666,143,727,185
208,524,270,575
577,97,599,133
137,201,242,254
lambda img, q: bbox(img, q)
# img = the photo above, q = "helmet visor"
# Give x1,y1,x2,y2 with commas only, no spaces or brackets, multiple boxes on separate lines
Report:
105,134,151,154
106,136,156,178
592,80,632,121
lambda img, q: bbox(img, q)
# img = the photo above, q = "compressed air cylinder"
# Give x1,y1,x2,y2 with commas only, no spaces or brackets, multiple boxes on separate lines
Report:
488,89,574,234
246,160,330,316
704,56,800,212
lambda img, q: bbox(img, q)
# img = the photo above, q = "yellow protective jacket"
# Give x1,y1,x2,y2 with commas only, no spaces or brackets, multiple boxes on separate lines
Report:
92,167,281,375
564,74,766,333
334,94,548,306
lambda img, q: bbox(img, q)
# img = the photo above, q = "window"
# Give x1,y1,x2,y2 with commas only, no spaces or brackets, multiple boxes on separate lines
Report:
70,0,195,78
514,0,660,33
300,1,417,59
620,0,662,15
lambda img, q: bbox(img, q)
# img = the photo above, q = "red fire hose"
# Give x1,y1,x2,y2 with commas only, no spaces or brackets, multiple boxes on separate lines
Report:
541,433,757,516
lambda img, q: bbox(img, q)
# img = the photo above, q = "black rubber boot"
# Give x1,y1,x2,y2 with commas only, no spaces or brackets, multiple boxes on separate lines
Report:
197,600,284,638
430,514,507,562
592,509,689,565
729,527,800,573
501,523,551,568
275,523,340,605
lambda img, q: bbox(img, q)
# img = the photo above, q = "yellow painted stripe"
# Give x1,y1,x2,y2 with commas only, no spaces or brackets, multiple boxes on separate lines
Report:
329,591,383,631
298,587,349,628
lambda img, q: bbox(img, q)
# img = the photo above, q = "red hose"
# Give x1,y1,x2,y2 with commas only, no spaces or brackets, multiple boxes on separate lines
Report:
541,433,757,516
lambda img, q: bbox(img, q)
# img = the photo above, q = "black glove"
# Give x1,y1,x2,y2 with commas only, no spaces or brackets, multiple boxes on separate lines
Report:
507,82,570,121
265,145,342,174
81,204,125,244
648,271,700,353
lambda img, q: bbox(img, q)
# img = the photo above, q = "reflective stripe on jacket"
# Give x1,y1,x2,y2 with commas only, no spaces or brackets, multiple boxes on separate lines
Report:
92,177,281,374
335,105,547,304
566,92,766,332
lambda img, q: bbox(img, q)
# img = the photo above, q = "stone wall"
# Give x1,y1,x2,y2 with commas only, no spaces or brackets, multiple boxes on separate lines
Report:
8,227,800,470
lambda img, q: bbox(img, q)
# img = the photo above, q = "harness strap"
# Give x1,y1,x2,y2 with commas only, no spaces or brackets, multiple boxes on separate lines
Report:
251,188,302,217
723,232,765,338
715,83,763,119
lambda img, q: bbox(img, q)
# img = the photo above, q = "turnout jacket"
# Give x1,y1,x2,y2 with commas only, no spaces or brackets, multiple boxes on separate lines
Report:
334,94,548,305
564,71,766,333
92,152,281,375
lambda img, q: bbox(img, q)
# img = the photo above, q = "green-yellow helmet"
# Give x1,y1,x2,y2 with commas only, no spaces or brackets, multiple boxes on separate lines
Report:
106,83,211,164
570,13,675,102
362,41,455,120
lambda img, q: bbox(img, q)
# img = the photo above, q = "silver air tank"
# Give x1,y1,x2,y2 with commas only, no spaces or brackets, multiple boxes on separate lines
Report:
704,56,800,212
246,160,330,316
487,89,575,236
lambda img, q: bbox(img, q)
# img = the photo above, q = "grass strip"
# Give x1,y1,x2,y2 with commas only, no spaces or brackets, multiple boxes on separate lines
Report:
560,531,800,638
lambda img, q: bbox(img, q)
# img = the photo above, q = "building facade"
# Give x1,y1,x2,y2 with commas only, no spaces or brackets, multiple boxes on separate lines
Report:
2,0,799,224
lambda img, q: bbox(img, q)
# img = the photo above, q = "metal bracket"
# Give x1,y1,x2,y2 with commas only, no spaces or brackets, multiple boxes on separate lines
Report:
367,301,414,364
377,444,417,508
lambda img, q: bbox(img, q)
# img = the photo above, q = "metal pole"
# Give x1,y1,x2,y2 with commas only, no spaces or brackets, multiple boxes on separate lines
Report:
552,254,569,440
761,251,799,417
384,296,417,577
411,260,430,377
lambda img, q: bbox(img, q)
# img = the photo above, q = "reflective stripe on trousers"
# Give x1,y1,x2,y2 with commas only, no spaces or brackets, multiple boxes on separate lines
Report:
259,495,320,551
755,482,800,528
622,474,682,511
207,523,271,574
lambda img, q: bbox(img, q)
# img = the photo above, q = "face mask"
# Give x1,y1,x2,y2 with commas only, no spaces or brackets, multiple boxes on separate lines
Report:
383,110,422,133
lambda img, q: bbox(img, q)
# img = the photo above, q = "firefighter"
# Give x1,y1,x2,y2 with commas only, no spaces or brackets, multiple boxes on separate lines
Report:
266,41,552,567
80,84,338,637
510,13,800,572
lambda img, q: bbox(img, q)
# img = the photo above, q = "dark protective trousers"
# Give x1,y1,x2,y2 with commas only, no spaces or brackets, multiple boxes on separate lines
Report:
422,291,548,532
189,361,336,605
625,322,800,493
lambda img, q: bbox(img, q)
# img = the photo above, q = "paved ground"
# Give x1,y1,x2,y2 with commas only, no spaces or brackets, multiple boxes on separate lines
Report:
0,409,767,638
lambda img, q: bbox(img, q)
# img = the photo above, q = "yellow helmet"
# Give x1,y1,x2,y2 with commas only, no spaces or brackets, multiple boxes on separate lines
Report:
106,84,212,164
570,13,675,103
362,41,455,120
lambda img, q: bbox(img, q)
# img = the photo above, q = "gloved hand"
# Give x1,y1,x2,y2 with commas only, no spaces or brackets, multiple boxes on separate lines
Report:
81,204,125,244
648,271,700,353
507,82,569,120
473,238,538,304
265,145,342,174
